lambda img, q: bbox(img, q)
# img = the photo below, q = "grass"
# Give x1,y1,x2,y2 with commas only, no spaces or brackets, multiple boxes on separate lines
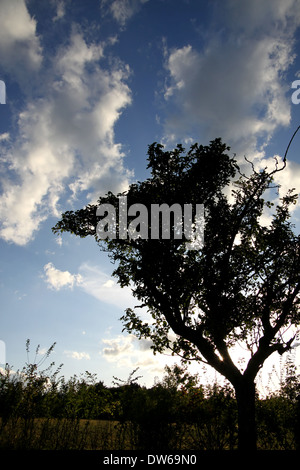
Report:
0,416,298,450
0,418,121,450
0,417,236,450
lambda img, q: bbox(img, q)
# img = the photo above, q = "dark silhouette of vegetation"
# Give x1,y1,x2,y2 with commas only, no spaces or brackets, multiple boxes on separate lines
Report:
0,340,299,450
52,137,300,450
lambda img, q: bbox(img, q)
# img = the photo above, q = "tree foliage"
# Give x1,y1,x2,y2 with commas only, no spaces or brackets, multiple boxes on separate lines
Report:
52,138,300,449
53,138,299,384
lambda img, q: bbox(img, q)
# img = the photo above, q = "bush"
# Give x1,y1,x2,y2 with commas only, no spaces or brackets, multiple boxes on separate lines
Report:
0,340,299,450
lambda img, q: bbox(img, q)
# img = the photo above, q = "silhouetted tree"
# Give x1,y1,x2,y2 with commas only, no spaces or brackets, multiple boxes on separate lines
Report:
52,138,300,450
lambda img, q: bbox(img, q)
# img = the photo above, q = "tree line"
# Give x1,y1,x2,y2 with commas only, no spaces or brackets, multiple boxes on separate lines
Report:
0,341,299,450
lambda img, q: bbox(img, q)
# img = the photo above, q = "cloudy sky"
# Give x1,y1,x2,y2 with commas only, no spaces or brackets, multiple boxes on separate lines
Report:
0,0,300,389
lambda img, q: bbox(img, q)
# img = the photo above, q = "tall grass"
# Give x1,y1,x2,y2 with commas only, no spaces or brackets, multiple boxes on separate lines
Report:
0,341,299,450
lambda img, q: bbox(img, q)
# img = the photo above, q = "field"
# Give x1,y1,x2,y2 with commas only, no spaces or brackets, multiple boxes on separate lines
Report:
0,413,298,451
1,352,299,451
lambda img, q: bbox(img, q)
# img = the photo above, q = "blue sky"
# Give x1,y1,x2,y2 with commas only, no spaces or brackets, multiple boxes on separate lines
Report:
0,0,300,390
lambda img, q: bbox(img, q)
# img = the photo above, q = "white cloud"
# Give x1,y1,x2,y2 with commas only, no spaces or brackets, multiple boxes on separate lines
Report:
52,0,66,22
258,156,300,196
257,157,300,221
44,262,83,290
102,0,149,27
42,260,143,310
160,0,300,223
55,236,63,247
225,0,300,33
162,0,300,160
64,350,90,360
164,41,292,155
78,262,139,309
101,334,172,373
0,133,9,142
102,334,136,359
0,0,42,87
0,24,132,245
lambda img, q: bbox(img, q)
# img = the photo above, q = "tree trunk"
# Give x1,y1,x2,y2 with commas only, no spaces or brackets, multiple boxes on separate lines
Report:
234,379,257,451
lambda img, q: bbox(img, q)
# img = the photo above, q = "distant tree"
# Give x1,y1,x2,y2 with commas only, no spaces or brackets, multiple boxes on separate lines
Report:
52,137,300,451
